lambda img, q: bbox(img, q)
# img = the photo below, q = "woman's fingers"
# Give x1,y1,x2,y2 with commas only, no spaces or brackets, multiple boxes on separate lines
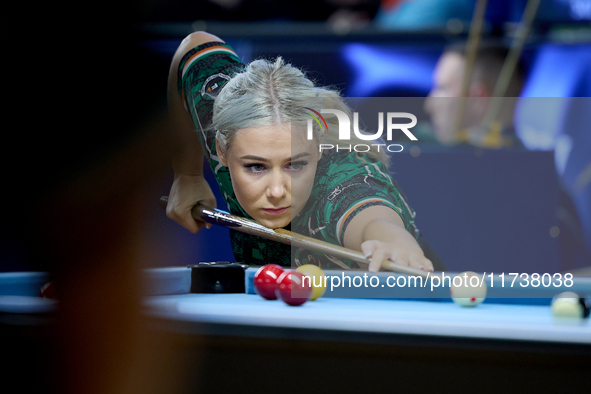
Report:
408,254,425,271
166,199,198,233
367,247,390,273
360,240,380,259
166,174,217,233
361,240,432,273
395,253,410,268
409,254,434,272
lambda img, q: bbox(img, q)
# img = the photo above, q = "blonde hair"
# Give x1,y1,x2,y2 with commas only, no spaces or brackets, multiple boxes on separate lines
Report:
212,57,389,166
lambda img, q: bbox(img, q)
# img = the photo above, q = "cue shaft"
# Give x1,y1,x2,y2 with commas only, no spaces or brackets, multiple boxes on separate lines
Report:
483,0,540,125
159,196,434,278
453,0,488,136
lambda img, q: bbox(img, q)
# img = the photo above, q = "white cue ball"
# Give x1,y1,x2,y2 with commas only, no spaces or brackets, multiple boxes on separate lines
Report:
450,271,487,307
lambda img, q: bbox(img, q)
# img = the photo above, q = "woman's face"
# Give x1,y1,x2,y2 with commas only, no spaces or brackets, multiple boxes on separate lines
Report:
218,124,322,229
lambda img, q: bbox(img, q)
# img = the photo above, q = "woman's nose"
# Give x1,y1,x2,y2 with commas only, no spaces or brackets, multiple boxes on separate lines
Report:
266,170,288,199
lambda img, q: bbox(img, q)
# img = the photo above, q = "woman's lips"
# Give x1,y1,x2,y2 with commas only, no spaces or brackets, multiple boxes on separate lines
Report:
262,206,290,216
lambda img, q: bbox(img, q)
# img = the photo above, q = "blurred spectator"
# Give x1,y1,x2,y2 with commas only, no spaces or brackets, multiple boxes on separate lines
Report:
374,0,474,30
326,0,383,31
424,42,525,148
146,0,380,23
516,44,591,270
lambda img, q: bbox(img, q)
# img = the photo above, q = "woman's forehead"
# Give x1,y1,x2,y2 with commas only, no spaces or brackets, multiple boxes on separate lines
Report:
232,125,314,154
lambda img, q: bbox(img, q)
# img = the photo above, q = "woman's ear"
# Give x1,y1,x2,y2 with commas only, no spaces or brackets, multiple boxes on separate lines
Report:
216,138,228,167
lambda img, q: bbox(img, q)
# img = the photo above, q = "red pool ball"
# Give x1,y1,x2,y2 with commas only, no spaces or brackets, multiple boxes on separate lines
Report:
254,264,285,300
276,271,312,306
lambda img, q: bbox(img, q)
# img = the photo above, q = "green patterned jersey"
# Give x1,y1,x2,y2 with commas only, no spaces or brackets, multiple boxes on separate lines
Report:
177,42,443,270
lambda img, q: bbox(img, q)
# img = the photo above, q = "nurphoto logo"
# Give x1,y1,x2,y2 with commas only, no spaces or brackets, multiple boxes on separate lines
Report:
304,108,418,153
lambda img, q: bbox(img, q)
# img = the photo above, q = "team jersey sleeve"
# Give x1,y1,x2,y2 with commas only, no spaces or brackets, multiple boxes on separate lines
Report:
177,42,244,168
299,150,444,270
176,41,246,216
310,151,419,247
291,150,423,269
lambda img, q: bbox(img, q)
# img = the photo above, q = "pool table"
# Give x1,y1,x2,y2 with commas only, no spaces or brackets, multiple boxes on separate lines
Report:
2,267,591,393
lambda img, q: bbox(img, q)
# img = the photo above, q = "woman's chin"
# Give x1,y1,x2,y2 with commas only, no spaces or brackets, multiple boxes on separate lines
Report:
256,215,291,230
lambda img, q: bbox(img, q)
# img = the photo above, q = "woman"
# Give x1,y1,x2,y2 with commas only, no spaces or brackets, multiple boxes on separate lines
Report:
166,31,443,272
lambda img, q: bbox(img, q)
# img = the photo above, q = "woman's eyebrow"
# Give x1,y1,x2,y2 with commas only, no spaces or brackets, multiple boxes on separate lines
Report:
290,152,311,161
240,155,269,161
239,152,311,161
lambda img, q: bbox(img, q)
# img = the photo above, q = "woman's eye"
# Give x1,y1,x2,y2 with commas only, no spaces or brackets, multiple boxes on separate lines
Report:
244,164,266,173
288,161,308,171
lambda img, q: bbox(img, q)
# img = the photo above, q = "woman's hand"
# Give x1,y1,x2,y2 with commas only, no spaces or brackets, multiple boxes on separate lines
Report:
166,173,217,233
361,238,433,273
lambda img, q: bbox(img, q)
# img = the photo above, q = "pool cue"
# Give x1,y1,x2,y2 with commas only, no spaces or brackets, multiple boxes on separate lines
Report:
453,0,489,137
460,0,489,98
159,196,436,278
482,0,540,126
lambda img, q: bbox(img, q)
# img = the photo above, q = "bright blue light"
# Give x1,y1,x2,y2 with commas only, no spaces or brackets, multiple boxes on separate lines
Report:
514,43,591,150
341,43,439,97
